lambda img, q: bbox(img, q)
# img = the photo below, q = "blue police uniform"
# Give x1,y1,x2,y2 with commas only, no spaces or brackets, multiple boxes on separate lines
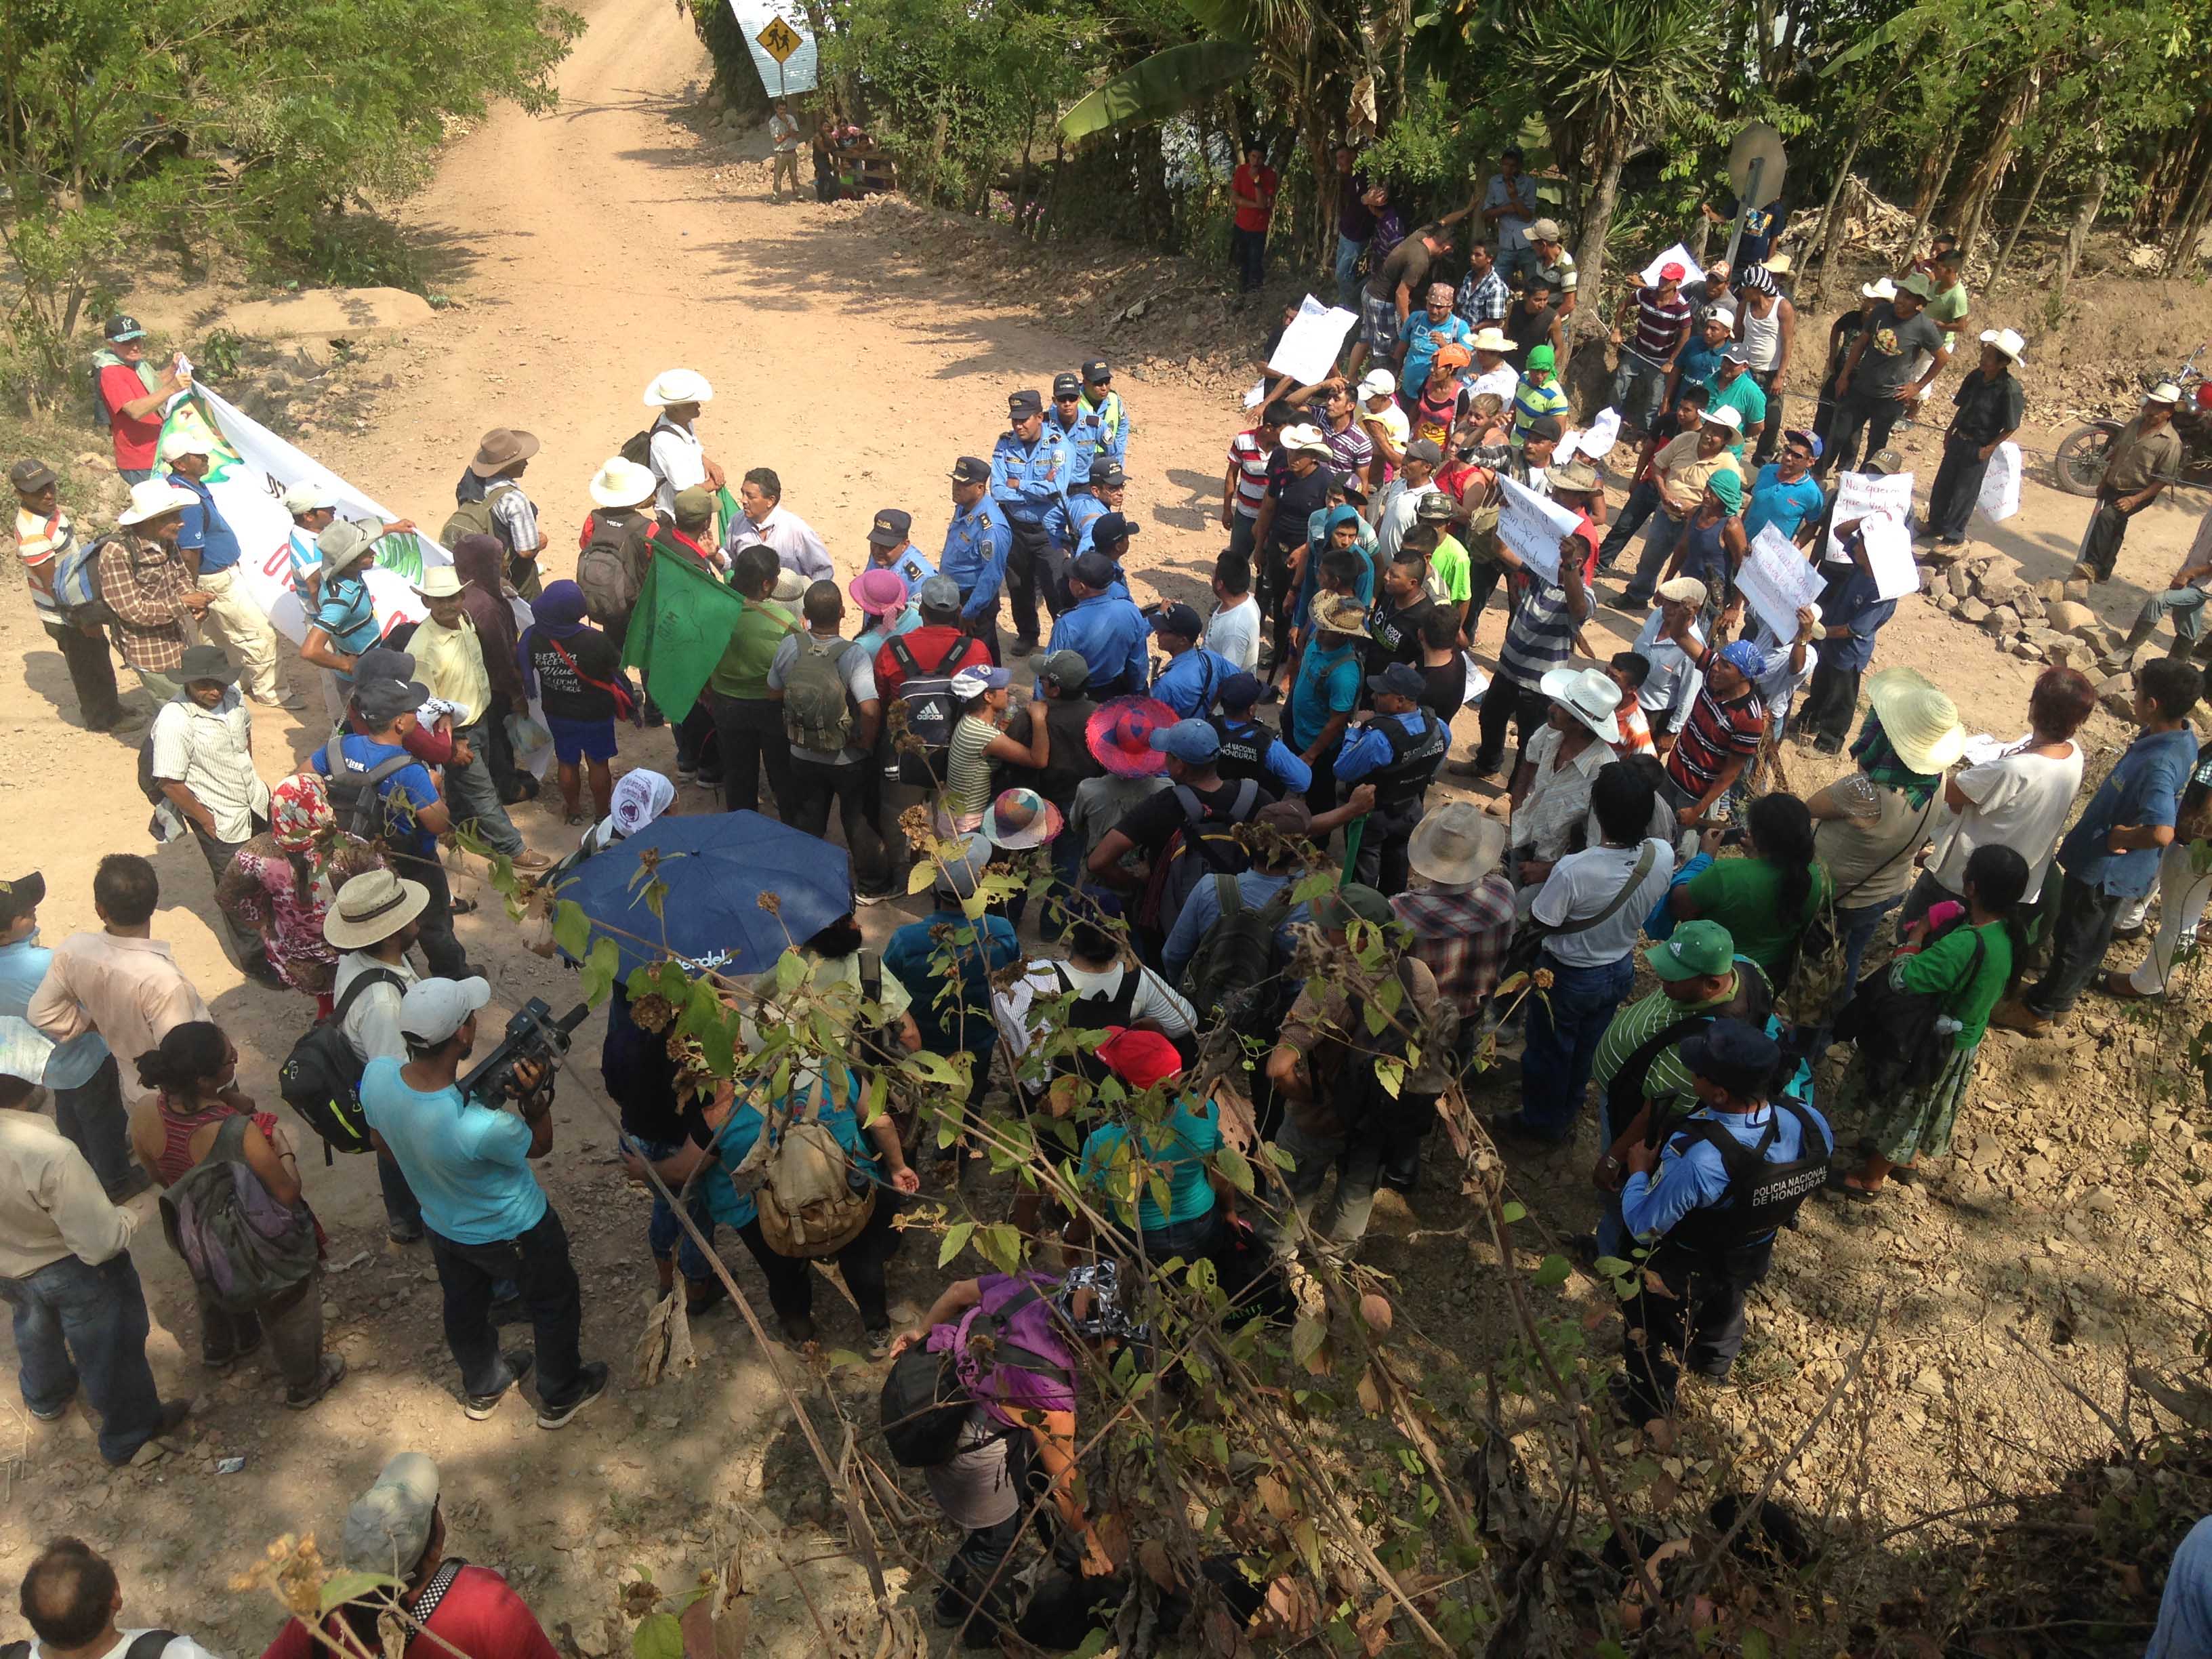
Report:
1151,646,1235,719
991,428,1073,647
1082,389,1132,467
1046,592,1150,701
1208,714,1313,794
1332,706,1448,895
1060,490,1109,557
939,499,1011,638
1044,407,1105,488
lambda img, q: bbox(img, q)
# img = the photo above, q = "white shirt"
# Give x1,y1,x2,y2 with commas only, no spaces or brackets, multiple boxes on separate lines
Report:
1528,838,1675,968
335,949,418,1065
27,1633,222,1659
1374,480,1437,565
1933,737,2084,903
1469,364,1519,407
993,958,1196,1061
728,503,831,581
150,689,269,843
1511,724,1613,863
1632,610,1706,733
1203,596,1261,673
769,112,800,154
647,419,708,516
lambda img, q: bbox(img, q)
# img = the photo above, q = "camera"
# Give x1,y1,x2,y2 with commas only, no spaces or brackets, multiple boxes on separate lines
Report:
459,998,590,1107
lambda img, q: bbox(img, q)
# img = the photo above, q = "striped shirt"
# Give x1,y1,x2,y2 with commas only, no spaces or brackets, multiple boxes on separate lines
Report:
1496,518,1595,687
1664,687,1766,802
1511,376,1572,442
486,480,539,554
1322,418,1375,480
1456,267,1513,326
1591,962,1769,1132
1228,429,1273,520
13,506,70,624
1629,286,1692,363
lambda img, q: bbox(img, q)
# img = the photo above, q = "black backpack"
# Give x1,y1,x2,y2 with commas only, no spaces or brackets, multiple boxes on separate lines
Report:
887,633,975,785
1832,920,1986,1093
619,428,655,468
1182,872,1296,1029
276,968,405,1164
1135,779,1259,936
1602,970,1774,1133
1663,1098,1832,1254
325,752,417,842
7,1634,176,1659
878,1284,1068,1467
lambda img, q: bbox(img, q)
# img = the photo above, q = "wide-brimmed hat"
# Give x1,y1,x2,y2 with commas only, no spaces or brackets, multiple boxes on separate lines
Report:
1702,405,1743,432
468,428,539,477
1860,277,1898,301
1896,272,1934,300
159,430,212,463
1538,665,1622,739
981,787,1064,851
414,567,464,599
1278,424,1332,456
1549,459,1603,496
1978,328,2026,363
588,457,658,508
117,480,197,527
1086,696,1179,777
318,518,380,574
1311,592,1369,637
642,369,714,407
848,566,909,617
1407,801,1507,888
178,644,237,687
1865,667,1967,773
344,1452,441,1575
2147,382,2184,405
323,868,430,949
1469,327,1513,354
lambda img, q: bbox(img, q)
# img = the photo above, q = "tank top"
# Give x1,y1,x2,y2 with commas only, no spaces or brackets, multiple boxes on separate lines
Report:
153,1097,281,1187
1678,514,1731,590
1740,302,1784,372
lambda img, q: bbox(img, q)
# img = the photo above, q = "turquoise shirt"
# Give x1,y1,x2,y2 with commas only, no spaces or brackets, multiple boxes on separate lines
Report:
1078,1095,1221,1231
697,1072,880,1230
360,1057,547,1244
1289,638,1361,752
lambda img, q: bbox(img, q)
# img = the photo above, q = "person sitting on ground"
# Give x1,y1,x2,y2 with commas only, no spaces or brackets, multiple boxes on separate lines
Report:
15,1538,222,1659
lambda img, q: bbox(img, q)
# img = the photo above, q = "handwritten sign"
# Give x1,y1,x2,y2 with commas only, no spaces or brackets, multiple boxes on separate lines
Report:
1638,243,1706,290
1860,514,1921,600
1266,293,1360,388
1822,468,1916,565
1737,525,1826,646
1497,474,1582,586
1978,440,2022,523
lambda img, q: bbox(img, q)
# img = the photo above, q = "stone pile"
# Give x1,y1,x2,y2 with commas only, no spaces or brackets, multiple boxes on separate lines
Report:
1925,553,2138,715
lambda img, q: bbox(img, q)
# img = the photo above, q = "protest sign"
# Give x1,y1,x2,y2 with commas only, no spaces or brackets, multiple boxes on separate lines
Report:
1822,468,1916,564
1497,474,1582,585
1267,294,1360,386
1737,525,1827,644
1638,243,1705,289
1860,514,1921,599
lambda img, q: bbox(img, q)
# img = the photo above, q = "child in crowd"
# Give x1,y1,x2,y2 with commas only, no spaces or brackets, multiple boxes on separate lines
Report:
519,579,632,826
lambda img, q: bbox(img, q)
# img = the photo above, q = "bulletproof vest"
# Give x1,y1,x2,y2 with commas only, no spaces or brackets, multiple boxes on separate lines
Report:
1369,711,1448,811
1663,1098,1831,1255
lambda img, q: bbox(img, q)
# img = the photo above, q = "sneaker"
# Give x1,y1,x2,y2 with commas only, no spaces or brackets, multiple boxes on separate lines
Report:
27,1386,75,1422
464,1351,535,1420
854,885,897,907
536,1361,610,1430
203,1326,264,1374
676,762,699,783
285,1355,348,1410
387,1221,425,1246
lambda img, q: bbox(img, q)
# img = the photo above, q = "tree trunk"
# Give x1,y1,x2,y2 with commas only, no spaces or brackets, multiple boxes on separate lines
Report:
2134,111,2209,239
2165,161,2212,276
1950,73,2037,258
1573,121,1628,354
1902,130,1961,264
1988,144,2058,291
2053,150,2109,312
1805,123,1872,306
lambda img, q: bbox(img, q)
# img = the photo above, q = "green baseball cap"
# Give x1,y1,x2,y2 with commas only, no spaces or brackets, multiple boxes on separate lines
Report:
1316,882,1394,931
1645,920,1733,981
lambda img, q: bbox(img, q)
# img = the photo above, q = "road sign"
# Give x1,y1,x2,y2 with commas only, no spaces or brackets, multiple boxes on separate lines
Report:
1726,123,1788,204
755,16,802,62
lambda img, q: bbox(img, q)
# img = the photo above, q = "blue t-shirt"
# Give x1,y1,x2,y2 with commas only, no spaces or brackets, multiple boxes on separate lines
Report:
313,733,440,858
360,1057,547,1245
168,471,243,575
1741,466,1827,546
1675,337,1725,393
1290,640,1361,752
694,1073,880,1230
2057,726,2198,899
0,936,110,1089
884,907,1021,1054
1079,1095,1222,1231
314,573,382,655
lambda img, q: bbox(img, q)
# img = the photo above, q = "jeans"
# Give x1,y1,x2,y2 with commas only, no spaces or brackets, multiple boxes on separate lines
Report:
386,847,470,979
1467,558,1507,630
1229,226,1268,293
1517,951,1637,1141
1227,513,1258,564
1619,1237,1774,1416
1474,674,1549,775
192,823,272,974
44,620,123,729
786,757,890,893
1925,433,1990,541
426,1205,587,1406
53,1057,137,1196
1272,1115,1383,1250
378,1151,425,1238
1824,392,1906,478
1258,542,1300,670
1610,354,1668,433
708,691,794,817
1004,519,1063,647
2151,1516,2212,1659
1494,245,1537,289
633,1136,718,1282
1120,1206,1224,1266
1799,661,1861,748
1620,512,1691,608
2026,871,2130,1018
191,1271,324,1391
734,1202,895,1334
1597,478,1660,570
1,1252,164,1465
445,719,525,855
1835,893,1904,1007
1333,234,1368,309
2127,586,2211,655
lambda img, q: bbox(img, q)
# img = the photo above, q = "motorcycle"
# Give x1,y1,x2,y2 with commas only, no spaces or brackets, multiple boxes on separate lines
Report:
2054,343,2212,496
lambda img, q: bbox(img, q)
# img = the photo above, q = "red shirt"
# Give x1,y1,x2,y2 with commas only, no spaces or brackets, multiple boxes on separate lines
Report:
874,623,989,705
261,1566,560,1659
100,363,163,470
1233,165,1278,233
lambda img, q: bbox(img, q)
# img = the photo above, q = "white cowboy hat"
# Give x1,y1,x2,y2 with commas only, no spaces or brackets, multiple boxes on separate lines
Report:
1860,277,1898,301
1538,665,1624,740
2147,381,2184,405
414,567,464,598
1702,405,1744,432
1469,327,1513,354
1279,424,1332,456
1865,667,1967,774
117,480,198,527
642,368,714,407
1978,328,2026,363
588,456,659,509
1407,800,1509,888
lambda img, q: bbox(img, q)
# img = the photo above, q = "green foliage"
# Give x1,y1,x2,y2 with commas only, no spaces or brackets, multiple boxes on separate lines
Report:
1354,77,1499,209
1058,42,1258,142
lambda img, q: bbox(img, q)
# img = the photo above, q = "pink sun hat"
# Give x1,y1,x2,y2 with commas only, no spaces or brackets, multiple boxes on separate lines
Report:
1084,695,1179,778
848,566,910,617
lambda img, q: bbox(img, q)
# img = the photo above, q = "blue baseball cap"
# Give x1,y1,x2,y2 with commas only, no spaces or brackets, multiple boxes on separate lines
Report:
1218,671,1261,712
1679,1017,1780,1098
1149,719,1221,764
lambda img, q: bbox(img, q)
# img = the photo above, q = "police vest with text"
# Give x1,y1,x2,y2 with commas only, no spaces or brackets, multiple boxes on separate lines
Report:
1662,1099,1830,1254
1368,711,1449,811
1208,716,1269,783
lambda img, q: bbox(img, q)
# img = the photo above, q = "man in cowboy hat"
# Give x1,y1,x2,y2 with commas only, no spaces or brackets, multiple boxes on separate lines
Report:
1465,326,1519,407
1820,273,1949,478
1509,666,1625,885
325,867,434,1244
1923,328,2027,548
409,568,546,870
443,428,546,598
2080,383,2187,584
12,458,123,732
159,430,293,708
100,479,209,705
148,645,279,983
1288,592,1371,811
639,369,724,514
579,457,661,651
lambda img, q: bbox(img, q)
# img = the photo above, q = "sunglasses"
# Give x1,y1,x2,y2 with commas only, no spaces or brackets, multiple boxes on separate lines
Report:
1784,447,1814,462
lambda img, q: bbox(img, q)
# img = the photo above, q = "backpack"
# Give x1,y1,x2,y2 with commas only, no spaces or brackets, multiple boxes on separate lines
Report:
7,1633,178,1659
277,967,405,1162
157,1115,321,1313
52,532,121,628
576,512,642,626
877,1282,1076,1466
1334,958,1459,1140
1662,1099,1832,1255
888,633,975,785
878,1346,976,1467
325,752,417,842
438,495,495,550
784,635,859,754
1183,872,1296,1029
1603,980,1775,1134
1832,920,1986,1093
747,1086,876,1258
619,428,655,468
1135,780,1259,937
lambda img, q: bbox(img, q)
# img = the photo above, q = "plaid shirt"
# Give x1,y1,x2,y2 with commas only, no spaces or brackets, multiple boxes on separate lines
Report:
1456,267,1512,326
1390,872,1517,1012
98,533,196,673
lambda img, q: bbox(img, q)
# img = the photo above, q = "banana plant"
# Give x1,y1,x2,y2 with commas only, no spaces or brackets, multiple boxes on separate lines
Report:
1057,0,1359,144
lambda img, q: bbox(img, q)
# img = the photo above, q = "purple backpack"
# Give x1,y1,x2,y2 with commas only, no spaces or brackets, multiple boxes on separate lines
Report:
928,1273,1078,1425
157,1115,319,1313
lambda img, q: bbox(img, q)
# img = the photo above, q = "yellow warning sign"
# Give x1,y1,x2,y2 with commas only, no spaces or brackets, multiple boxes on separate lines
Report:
755,16,802,62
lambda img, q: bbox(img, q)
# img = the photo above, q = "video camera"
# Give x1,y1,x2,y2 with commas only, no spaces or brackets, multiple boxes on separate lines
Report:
459,998,590,1107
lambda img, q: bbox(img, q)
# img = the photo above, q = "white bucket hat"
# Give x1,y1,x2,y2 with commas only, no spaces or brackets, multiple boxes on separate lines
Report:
117,480,198,527
1978,328,2026,363
642,368,714,407
588,456,659,508
1538,666,1624,739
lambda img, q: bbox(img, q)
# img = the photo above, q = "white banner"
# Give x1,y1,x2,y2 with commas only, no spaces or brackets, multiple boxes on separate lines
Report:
1497,474,1582,586
1638,243,1705,290
1822,468,1916,565
1978,440,2022,523
1737,525,1826,646
1267,294,1360,387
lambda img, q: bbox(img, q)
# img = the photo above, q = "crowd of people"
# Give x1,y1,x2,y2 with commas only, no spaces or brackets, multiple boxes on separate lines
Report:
5,142,2212,1657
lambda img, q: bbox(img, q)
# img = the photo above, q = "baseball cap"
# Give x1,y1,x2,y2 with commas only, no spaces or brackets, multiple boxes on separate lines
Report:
1007,388,1044,417
1679,1017,1781,1098
1658,261,1686,282
0,872,46,926
1783,429,1823,459
282,480,340,515
1089,462,1126,490
159,430,213,462
1218,670,1261,712
1719,344,1750,365
1404,437,1444,466
354,672,431,726
343,1452,442,1574
671,485,714,527
1082,359,1112,383
9,459,56,494
396,977,493,1046
1151,601,1203,640
867,508,912,548
1367,662,1425,700
1052,371,1082,398
1528,218,1563,242
1039,649,1092,691
1070,550,1119,589
949,456,990,485
1095,1027,1183,1091
1088,512,1136,548
1358,368,1397,398
1646,918,1733,982
1150,719,1221,764
103,315,146,342
916,574,962,611
932,833,994,901
949,665,1011,699
1415,492,1456,522
1706,307,1738,329
1524,414,1563,442
1656,576,1708,607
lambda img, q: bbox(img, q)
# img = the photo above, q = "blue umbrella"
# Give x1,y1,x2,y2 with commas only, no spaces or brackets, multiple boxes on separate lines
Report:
559,811,853,978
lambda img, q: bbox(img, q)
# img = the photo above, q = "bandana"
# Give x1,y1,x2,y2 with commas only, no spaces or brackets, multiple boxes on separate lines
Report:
608,770,675,837
269,773,335,854
1850,712,1942,807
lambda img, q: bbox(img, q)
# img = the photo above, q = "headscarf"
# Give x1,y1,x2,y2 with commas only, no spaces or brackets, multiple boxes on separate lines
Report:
516,579,592,698
1706,468,1743,515
269,773,335,855
451,534,524,701
1850,711,1942,806
607,770,675,838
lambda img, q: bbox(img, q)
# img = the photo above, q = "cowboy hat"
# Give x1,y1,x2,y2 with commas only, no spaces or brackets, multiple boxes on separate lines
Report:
1311,592,1370,637
323,868,430,950
981,787,1064,851
317,518,380,574
1702,405,1744,432
588,456,659,509
1538,665,1623,740
414,567,464,598
1406,800,1508,888
2147,382,2184,405
1978,327,2027,363
642,368,714,407
1549,459,1603,495
1860,277,1898,301
468,428,540,477
117,480,198,527
1865,667,1967,773
1278,423,1332,456
1469,327,1513,354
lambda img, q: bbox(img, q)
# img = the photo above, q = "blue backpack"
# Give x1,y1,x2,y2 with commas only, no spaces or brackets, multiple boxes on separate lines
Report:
52,533,121,628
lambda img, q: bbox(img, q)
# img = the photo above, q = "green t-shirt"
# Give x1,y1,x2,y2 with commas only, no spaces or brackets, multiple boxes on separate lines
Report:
1708,372,1768,457
1684,856,1830,974
1427,535,1473,605
1896,918,2012,1048
1923,279,1970,330
1078,1096,1222,1231
707,596,794,699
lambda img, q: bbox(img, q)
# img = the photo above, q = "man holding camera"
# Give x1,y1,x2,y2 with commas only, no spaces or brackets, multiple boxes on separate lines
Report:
360,977,607,1430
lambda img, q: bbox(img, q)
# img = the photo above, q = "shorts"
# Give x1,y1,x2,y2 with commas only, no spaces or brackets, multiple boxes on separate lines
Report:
1361,291,1399,355
546,714,619,764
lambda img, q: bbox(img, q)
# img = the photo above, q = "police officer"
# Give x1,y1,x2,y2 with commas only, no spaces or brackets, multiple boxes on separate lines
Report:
1045,371,1104,487
1330,661,1449,895
941,457,1012,665
866,507,937,594
1059,462,1125,560
1148,602,1236,719
1612,1017,1831,1422
1079,359,1131,469
990,388,1073,655
1046,551,1149,700
1209,672,1313,795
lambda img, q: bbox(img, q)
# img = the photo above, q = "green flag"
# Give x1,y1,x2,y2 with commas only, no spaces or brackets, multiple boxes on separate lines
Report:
621,550,747,718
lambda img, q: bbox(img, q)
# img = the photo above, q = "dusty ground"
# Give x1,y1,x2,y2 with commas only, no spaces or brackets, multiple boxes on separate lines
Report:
5,0,2212,1645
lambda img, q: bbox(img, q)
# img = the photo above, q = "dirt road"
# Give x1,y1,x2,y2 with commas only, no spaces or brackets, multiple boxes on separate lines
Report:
4,0,2211,1641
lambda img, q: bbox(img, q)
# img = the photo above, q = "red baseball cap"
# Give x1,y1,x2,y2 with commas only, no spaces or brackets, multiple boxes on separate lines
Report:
1096,1027,1184,1091
1659,262,1686,282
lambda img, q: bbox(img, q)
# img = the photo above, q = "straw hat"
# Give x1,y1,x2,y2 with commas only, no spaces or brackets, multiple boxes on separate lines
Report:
1860,277,1897,302
1407,800,1508,888
414,567,464,598
588,457,658,508
1311,592,1370,637
642,369,714,407
323,869,430,950
1469,327,1513,354
1865,667,1967,773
